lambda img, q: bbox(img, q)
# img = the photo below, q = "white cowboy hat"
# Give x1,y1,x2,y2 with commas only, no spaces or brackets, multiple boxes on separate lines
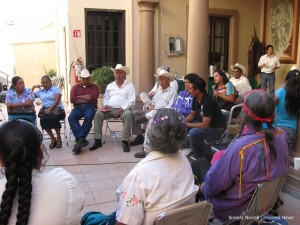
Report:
154,69,174,81
80,69,91,78
111,64,130,75
231,63,247,76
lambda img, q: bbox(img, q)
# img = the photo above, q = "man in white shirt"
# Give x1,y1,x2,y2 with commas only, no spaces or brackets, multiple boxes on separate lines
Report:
258,45,280,96
139,65,178,104
230,63,250,86
89,64,135,152
129,69,177,150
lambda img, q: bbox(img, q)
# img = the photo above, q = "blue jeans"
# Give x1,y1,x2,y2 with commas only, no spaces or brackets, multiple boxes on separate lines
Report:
278,126,296,150
68,104,96,140
189,127,224,159
261,72,275,97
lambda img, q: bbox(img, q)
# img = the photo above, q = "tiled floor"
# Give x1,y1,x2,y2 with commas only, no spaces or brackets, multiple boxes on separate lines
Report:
1,104,300,224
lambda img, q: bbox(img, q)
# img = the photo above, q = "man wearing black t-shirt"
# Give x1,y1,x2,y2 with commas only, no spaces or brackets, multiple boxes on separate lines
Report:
185,77,225,160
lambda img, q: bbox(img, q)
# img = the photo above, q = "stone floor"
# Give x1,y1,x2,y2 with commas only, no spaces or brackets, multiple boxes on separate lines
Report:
0,103,300,224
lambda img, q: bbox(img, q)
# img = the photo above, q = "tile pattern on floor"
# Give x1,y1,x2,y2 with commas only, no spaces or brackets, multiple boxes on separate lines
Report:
0,103,300,224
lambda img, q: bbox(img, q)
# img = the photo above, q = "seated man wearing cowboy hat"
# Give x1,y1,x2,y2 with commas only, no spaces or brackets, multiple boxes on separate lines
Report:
230,63,250,86
230,63,252,100
89,64,135,152
130,68,178,158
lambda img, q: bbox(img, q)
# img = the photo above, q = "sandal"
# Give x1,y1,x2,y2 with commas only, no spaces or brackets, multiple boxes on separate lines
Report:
49,141,57,149
56,141,62,148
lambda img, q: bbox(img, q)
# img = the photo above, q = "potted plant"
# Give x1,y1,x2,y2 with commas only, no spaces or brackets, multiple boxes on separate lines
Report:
91,66,115,94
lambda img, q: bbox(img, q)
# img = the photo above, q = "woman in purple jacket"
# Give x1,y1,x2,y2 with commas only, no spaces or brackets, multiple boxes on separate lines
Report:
194,90,290,222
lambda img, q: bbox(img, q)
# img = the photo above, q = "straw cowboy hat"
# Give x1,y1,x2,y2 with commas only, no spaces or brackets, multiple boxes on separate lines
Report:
154,69,175,81
80,69,91,78
231,63,247,76
111,64,130,75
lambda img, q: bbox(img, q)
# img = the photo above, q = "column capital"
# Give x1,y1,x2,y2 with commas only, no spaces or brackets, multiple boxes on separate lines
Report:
137,0,159,8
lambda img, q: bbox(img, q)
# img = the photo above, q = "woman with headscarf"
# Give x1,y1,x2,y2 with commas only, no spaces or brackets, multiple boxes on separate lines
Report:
193,90,289,222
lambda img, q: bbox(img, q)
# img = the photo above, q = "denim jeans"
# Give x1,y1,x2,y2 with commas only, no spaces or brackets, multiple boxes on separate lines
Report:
68,104,96,140
278,126,296,150
189,127,224,159
261,72,275,97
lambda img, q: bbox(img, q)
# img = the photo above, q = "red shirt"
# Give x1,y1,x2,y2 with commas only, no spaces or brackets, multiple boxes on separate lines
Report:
70,83,100,108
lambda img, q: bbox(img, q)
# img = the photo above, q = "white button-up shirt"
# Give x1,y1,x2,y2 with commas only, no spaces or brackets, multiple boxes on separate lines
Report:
258,54,280,73
103,80,136,110
229,75,250,86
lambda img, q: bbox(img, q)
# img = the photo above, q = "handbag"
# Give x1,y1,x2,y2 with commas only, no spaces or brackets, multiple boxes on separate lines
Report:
38,107,64,117
8,108,36,115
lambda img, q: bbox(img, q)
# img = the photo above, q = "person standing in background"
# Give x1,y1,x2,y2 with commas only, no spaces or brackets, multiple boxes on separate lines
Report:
258,45,280,97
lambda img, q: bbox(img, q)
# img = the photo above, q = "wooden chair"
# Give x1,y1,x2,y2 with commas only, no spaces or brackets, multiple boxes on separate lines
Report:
154,201,212,225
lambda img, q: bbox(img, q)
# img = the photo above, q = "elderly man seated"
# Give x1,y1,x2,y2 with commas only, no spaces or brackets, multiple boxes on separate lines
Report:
89,64,135,152
130,69,177,154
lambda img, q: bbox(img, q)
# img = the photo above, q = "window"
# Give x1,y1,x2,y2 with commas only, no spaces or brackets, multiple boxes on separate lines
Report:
209,16,229,71
86,11,125,72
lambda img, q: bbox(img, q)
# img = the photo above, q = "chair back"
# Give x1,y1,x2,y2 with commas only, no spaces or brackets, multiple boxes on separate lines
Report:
239,173,287,225
235,83,252,100
154,201,212,225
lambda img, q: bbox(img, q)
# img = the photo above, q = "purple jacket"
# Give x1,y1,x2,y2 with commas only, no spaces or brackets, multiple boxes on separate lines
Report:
202,128,289,221
171,90,193,117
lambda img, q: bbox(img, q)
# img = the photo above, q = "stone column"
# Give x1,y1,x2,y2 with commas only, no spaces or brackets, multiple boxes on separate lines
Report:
186,0,209,80
137,0,158,94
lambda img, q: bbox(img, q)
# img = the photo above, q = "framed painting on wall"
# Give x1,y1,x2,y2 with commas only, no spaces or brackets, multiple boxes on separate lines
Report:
264,0,299,64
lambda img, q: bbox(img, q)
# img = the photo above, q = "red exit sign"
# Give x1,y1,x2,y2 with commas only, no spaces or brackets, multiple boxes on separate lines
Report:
73,30,81,37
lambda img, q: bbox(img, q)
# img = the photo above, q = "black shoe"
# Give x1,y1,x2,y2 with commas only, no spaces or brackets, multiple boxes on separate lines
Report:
122,141,130,152
72,145,81,154
81,138,89,147
134,151,147,158
73,138,88,153
129,135,144,146
89,139,102,151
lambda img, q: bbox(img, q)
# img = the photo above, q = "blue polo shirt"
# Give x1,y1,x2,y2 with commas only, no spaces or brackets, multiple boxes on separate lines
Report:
36,86,64,109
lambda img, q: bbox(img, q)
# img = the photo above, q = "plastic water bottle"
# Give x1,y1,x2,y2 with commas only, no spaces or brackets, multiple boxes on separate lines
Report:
69,129,75,142
111,131,116,146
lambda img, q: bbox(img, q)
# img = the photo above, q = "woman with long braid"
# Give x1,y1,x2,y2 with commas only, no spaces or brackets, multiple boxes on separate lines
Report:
192,90,289,222
0,120,84,225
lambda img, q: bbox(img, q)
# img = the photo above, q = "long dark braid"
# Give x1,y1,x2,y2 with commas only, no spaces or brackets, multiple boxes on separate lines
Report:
16,146,33,225
0,120,42,225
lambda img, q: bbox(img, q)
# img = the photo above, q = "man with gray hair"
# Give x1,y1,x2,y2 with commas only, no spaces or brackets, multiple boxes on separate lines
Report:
130,68,177,158
89,64,135,153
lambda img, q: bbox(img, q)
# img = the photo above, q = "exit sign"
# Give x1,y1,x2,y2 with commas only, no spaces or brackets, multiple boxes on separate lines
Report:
73,30,81,37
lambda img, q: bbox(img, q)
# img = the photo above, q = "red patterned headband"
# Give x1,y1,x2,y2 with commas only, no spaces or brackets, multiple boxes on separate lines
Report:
243,89,275,123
